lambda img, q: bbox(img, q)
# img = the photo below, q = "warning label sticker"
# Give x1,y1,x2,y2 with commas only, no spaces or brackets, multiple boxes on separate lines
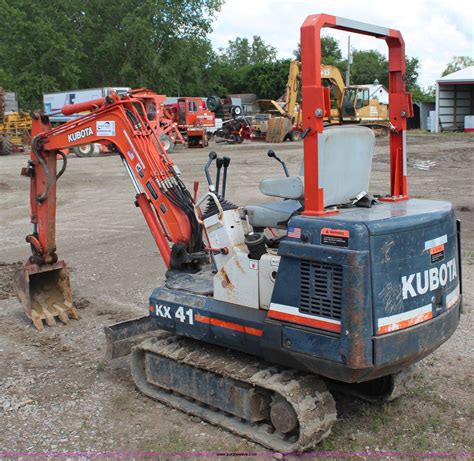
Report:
430,244,445,264
321,228,349,248
96,120,116,136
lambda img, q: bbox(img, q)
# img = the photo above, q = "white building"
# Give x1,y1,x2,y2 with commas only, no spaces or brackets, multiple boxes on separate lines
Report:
355,80,389,104
435,66,474,132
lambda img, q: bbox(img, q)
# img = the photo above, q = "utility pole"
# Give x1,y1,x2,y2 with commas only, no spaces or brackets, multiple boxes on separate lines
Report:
345,35,351,87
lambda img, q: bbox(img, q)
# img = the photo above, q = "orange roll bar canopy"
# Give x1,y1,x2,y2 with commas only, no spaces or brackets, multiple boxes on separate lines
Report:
300,14,413,216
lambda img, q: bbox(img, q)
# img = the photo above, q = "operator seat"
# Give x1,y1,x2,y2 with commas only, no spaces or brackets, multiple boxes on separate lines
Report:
245,126,375,229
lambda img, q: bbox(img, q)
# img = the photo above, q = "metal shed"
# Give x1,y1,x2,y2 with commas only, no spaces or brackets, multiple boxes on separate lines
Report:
435,66,474,132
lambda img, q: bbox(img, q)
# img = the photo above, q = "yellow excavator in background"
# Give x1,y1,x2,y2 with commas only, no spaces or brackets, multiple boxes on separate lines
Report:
340,84,389,133
291,61,390,135
259,60,390,143
0,88,32,155
262,60,303,142
320,64,346,123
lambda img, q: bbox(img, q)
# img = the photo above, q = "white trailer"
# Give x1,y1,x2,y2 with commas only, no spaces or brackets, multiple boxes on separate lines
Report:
43,87,129,123
43,87,129,157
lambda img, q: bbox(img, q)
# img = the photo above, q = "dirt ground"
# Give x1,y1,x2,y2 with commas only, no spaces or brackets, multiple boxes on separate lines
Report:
0,133,473,456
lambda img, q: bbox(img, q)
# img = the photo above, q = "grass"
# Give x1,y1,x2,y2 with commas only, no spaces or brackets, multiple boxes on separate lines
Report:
462,251,474,266
319,370,473,453
140,428,203,452
457,375,474,393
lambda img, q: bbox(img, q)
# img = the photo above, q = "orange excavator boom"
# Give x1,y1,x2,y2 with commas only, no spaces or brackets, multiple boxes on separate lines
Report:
15,91,204,329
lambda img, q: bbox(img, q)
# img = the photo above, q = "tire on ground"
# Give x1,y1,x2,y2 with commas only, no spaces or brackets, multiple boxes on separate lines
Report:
0,136,13,156
73,143,95,157
159,135,174,153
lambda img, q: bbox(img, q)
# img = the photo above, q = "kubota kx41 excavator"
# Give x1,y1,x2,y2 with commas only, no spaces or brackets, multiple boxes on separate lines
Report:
14,14,462,451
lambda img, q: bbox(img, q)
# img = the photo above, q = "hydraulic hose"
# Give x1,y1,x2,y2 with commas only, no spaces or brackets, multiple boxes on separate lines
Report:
56,151,67,179
32,136,50,203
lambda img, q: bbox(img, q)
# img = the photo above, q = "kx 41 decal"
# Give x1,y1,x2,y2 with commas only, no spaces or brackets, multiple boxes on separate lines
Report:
152,304,194,324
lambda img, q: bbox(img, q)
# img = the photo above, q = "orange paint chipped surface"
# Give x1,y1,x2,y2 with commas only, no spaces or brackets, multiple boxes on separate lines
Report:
268,310,341,333
195,313,263,336
378,311,433,335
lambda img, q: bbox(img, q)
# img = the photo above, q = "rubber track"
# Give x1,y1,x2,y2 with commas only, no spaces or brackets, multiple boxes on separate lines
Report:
130,332,337,452
326,366,416,405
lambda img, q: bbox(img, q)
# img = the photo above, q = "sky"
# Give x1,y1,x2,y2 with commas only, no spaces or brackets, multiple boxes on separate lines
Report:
210,0,474,88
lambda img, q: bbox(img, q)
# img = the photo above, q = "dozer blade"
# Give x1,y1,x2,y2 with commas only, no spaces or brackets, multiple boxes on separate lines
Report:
14,260,78,331
104,316,161,361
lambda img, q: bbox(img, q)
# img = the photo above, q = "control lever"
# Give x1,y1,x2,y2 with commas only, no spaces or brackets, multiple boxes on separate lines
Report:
221,156,231,199
204,151,218,187
193,181,199,203
215,157,223,195
301,127,311,139
267,150,289,177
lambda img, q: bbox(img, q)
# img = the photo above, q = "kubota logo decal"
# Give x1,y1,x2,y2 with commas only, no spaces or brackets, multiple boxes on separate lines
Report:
67,127,93,143
401,258,457,300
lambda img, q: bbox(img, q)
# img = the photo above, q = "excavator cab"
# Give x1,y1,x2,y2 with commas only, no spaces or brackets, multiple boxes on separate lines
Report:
342,87,357,117
14,260,78,331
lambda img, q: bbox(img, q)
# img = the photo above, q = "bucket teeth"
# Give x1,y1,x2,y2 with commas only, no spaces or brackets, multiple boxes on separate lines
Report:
37,300,57,327
31,310,45,332
52,303,70,324
29,301,79,331
64,301,80,320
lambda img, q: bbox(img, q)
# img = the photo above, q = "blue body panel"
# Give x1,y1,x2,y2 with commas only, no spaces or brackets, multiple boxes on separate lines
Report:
150,288,265,356
149,199,462,383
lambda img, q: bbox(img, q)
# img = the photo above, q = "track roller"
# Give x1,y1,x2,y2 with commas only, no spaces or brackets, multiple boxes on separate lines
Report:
130,333,337,452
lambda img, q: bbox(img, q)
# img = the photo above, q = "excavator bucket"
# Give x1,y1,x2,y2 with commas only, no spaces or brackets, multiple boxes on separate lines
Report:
14,260,78,331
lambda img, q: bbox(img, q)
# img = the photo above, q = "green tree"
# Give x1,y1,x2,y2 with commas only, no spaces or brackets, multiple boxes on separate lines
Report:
213,35,278,96
405,56,420,91
350,51,421,91
76,0,223,91
222,37,251,68
250,36,278,64
293,36,343,66
157,38,220,96
410,86,435,103
242,60,291,99
350,50,388,87
0,0,223,109
442,56,474,76
0,0,83,109
220,35,277,67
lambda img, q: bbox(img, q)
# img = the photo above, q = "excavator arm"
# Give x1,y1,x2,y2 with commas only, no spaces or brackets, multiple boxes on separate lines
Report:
284,62,345,126
284,60,301,125
15,91,204,330
320,64,346,112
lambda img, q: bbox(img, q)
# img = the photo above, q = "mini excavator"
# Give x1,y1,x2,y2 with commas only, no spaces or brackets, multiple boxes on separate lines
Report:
15,14,462,451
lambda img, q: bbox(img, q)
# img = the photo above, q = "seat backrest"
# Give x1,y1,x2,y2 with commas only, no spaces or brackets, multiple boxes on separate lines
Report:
259,176,304,200
299,126,375,207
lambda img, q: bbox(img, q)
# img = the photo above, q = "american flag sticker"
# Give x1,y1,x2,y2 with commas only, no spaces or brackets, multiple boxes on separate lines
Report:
287,227,301,239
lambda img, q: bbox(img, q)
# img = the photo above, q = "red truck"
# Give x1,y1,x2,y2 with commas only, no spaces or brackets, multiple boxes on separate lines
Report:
166,97,215,148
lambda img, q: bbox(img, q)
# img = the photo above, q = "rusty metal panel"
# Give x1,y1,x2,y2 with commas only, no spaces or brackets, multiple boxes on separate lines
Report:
145,353,270,422
104,316,161,360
